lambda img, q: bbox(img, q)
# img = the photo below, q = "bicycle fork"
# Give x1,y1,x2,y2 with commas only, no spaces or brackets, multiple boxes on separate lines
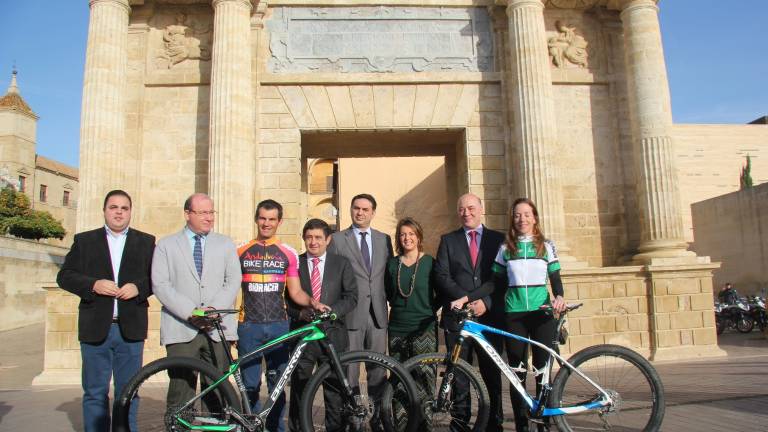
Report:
320,340,373,425
430,335,465,412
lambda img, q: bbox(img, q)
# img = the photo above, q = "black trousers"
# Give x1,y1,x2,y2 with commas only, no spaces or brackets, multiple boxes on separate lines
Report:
444,325,505,432
165,332,230,412
288,325,349,432
504,310,557,430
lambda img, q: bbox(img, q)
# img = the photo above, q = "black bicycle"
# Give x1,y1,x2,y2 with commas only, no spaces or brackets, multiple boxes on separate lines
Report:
113,309,420,432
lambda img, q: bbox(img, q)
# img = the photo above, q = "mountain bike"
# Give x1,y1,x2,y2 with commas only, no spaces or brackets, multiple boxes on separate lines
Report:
392,304,665,431
113,309,420,432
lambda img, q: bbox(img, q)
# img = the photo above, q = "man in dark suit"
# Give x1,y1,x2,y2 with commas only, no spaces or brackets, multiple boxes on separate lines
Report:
434,193,506,432
57,189,155,432
286,218,358,432
327,193,393,401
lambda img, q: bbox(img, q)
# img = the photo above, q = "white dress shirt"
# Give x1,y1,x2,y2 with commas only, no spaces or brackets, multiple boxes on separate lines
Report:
105,225,128,318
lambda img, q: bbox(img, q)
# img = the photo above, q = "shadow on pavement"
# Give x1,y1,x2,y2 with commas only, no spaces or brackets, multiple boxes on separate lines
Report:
56,397,84,431
0,400,11,424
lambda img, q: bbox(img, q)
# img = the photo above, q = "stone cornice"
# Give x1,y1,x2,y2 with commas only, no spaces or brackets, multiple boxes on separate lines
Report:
491,0,659,10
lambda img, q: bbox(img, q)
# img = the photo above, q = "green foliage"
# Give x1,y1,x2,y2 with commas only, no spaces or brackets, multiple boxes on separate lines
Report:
0,187,66,240
740,155,754,190
0,186,31,217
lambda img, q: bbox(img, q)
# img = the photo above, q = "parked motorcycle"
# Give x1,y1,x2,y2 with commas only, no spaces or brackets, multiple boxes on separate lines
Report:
715,298,753,335
746,295,767,332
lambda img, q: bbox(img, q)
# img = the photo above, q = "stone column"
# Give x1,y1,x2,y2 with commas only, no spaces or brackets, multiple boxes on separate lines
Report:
505,0,574,262
620,0,693,263
209,0,256,242
77,0,130,232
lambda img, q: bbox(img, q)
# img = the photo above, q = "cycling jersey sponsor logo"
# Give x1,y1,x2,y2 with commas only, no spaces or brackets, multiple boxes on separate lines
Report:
247,282,280,292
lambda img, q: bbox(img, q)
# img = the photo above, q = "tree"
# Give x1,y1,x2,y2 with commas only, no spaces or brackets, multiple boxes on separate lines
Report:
0,187,66,240
740,154,754,190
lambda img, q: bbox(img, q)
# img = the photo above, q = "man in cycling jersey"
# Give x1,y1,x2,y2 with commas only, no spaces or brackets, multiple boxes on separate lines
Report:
236,199,326,432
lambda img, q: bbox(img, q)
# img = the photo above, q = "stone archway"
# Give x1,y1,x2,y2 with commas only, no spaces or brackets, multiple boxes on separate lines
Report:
256,82,509,247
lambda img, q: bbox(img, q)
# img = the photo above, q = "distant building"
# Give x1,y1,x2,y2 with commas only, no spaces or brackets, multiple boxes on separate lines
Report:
0,70,78,245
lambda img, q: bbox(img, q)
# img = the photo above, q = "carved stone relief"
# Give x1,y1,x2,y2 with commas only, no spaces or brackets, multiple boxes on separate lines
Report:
545,11,604,80
144,7,213,84
266,7,494,73
548,21,588,68
154,12,212,69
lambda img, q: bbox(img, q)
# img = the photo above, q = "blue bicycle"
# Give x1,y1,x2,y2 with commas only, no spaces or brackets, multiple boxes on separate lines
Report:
398,304,665,431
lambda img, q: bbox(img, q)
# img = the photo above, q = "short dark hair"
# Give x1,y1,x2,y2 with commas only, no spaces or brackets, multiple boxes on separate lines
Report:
103,190,132,210
256,199,283,221
351,193,377,210
303,218,333,238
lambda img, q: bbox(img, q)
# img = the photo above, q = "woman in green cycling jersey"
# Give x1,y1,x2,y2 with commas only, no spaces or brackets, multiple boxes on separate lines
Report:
491,198,566,432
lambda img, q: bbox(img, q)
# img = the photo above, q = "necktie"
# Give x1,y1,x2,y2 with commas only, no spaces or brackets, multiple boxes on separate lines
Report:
359,232,371,274
469,230,479,268
311,257,322,301
193,235,203,278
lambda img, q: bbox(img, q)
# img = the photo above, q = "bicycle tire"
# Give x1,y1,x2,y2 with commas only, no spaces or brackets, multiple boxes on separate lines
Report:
299,350,421,432
550,344,665,432
399,353,490,432
736,315,754,333
113,356,241,432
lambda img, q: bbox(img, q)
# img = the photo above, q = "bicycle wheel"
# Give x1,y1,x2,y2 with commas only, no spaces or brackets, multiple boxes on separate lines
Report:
299,350,420,432
736,315,754,333
550,344,665,432
113,356,242,432
400,353,490,432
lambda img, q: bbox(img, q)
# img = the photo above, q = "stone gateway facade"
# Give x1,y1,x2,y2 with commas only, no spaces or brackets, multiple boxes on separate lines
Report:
37,0,768,383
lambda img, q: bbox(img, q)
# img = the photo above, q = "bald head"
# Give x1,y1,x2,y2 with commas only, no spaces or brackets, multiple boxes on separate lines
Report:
184,193,212,211
184,193,215,235
457,193,484,230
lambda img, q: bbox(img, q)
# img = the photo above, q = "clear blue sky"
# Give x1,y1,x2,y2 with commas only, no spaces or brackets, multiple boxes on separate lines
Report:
1,0,765,168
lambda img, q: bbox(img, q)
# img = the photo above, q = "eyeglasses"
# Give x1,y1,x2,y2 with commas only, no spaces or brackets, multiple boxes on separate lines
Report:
187,210,217,216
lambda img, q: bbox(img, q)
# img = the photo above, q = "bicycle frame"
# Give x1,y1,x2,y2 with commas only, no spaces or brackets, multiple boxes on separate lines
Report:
456,319,614,417
172,318,342,431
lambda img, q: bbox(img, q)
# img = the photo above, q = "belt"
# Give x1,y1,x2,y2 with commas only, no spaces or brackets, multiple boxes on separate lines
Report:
112,317,120,323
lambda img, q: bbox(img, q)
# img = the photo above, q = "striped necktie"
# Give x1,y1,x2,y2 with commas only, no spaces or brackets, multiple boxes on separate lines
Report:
193,235,203,277
311,257,322,301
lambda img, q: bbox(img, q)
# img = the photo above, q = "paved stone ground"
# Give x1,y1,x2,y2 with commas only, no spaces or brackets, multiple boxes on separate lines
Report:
0,323,766,431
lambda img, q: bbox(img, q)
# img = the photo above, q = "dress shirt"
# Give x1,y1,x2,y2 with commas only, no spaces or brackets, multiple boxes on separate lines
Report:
463,224,484,247
184,226,207,254
352,225,373,260
309,252,327,280
105,225,128,318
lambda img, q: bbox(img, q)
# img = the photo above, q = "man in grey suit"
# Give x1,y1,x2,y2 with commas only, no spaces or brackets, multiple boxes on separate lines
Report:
328,193,393,428
151,193,241,410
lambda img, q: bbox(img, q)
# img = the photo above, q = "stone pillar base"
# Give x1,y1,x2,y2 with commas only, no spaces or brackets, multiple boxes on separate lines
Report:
559,256,589,270
650,344,726,362
632,242,698,265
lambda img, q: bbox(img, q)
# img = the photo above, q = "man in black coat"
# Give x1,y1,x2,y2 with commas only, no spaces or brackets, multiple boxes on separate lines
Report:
57,190,155,432
434,193,506,432
286,218,358,432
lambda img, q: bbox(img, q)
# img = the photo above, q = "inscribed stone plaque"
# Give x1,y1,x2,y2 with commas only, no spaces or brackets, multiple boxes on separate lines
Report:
267,7,494,73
